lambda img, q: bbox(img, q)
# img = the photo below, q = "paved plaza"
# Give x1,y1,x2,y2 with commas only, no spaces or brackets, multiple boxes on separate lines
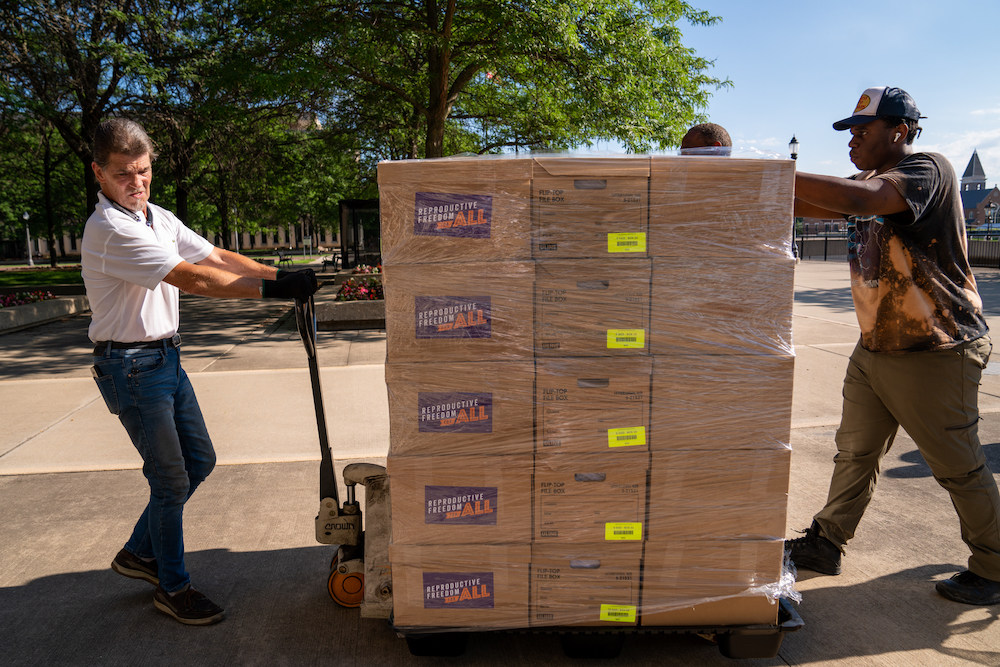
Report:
1,260,999,666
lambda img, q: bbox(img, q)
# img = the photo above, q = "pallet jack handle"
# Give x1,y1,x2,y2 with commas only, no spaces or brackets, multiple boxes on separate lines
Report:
294,295,340,505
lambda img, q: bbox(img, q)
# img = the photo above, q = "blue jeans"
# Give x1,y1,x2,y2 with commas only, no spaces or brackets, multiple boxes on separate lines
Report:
93,343,215,592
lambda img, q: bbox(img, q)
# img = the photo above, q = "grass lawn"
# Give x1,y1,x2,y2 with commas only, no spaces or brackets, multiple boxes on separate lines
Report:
0,267,84,287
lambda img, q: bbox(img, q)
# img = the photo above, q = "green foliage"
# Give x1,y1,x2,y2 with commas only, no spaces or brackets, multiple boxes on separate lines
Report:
255,0,729,158
0,0,729,249
0,112,84,261
0,0,160,218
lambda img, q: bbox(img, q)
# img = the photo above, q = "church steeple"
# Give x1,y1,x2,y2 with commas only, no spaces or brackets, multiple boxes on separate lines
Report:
962,150,987,192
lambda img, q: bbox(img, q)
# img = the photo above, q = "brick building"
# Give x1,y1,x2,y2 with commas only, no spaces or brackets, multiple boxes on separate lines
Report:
961,150,1000,227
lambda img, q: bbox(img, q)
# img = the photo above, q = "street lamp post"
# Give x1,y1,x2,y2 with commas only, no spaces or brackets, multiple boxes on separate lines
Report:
789,136,800,260
22,211,34,267
988,202,1000,269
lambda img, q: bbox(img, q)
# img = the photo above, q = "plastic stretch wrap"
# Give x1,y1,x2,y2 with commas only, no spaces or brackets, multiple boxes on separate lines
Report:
650,354,794,450
648,257,794,356
377,153,798,632
648,156,794,259
647,450,790,541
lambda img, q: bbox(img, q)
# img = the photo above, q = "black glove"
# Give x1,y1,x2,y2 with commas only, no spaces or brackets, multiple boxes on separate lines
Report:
262,268,318,300
276,268,307,280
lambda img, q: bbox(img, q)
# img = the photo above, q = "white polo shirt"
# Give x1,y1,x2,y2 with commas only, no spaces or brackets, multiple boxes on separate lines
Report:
82,192,215,343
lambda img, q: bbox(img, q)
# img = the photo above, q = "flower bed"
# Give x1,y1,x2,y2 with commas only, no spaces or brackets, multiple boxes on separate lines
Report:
336,277,384,301
0,294,90,332
0,290,56,309
352,264,382,275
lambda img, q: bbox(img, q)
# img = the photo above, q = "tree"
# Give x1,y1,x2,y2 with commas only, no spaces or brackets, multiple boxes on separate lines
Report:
25,120,82,265
0,111,83,264
0,0,152,219
251,0,728,159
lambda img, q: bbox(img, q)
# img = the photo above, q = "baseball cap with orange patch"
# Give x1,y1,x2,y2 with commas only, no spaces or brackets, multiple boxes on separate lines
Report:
833,87,924,130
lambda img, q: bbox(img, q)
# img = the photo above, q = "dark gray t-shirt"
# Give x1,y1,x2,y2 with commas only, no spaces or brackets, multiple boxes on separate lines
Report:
846,152,988,353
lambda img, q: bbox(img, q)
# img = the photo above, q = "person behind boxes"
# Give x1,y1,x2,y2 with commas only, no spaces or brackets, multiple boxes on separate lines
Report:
679,122,732,156
788,86,1000,605
83,118,319,625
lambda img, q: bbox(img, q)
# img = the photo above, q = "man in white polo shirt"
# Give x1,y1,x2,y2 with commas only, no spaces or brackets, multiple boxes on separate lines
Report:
83,118,318,625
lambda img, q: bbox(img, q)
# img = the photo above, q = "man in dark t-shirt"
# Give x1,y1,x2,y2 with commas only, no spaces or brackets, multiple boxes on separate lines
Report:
845,151,986,351
788,86,1000,606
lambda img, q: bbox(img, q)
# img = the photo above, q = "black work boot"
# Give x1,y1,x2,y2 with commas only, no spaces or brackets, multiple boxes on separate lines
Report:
935,571,1000,605
785,521,843,575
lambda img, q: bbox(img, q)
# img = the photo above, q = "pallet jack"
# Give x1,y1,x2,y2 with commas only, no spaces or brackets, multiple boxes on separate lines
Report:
294,295,392,619
293,294,802,659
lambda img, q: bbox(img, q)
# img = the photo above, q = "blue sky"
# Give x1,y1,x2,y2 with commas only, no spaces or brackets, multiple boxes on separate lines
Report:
645,0,1000,184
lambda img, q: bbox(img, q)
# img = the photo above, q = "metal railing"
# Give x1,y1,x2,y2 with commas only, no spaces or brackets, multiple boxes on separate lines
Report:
795,234,849,262
966,234,1000,268
794,233,1000,269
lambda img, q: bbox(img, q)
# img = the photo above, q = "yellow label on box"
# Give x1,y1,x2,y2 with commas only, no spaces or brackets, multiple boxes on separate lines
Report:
599,604,637,623
608,232,646,253
608,427,646,448
605,522,642,541
607,329,645,349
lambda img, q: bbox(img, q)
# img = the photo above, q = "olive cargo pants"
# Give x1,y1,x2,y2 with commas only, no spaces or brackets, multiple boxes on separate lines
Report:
814,336,1000,581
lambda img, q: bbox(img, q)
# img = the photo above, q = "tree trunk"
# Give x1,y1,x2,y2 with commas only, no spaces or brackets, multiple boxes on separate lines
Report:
218,175,231,251
422,0,457,158
79,113,103,220
425,45,448,158
43,139,58,267
83,152,99,220
173,146,191,223
425,110,446,159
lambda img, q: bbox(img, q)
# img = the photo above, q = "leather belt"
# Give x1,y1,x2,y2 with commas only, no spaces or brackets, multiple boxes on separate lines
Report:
94,333,181,355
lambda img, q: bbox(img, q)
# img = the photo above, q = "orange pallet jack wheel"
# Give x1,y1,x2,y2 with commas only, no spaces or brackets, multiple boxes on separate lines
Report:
328,567,365,607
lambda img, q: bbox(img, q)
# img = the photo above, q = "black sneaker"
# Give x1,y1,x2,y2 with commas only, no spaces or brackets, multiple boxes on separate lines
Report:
785,521,843,575
935,571,1000,605
111,548,159,585
153,586,226,625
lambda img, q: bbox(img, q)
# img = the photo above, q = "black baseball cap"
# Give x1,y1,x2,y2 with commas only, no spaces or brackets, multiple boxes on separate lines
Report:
833,86,925,130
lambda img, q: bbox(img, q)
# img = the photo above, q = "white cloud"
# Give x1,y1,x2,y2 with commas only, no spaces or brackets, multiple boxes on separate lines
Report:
734,136,783,149
921,128,1000,183
971,108,1000,116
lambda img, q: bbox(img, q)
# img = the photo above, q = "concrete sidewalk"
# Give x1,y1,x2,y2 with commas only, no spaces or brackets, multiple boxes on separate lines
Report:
0,289,390,475
1,261,1000,666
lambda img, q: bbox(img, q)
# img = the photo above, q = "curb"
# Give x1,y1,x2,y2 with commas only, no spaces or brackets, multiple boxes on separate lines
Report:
0,295,90,334
315,299,385,331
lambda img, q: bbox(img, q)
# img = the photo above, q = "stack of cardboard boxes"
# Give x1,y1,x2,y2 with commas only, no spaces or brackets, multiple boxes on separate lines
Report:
378,153,796,631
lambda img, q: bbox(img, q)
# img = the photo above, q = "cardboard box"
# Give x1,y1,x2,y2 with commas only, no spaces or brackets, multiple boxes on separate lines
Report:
648,156,795,259
646,449,790,541
384,261,534,363
389,543,531,629
536,357,651,454
388,454,533,545
649,257,794,356
532,157,649,259
386,361,534,457
534,259,651,357
650,354,793,450
534,451,648,543
640,540,783,626
531,543,643,627
378,157,533,265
